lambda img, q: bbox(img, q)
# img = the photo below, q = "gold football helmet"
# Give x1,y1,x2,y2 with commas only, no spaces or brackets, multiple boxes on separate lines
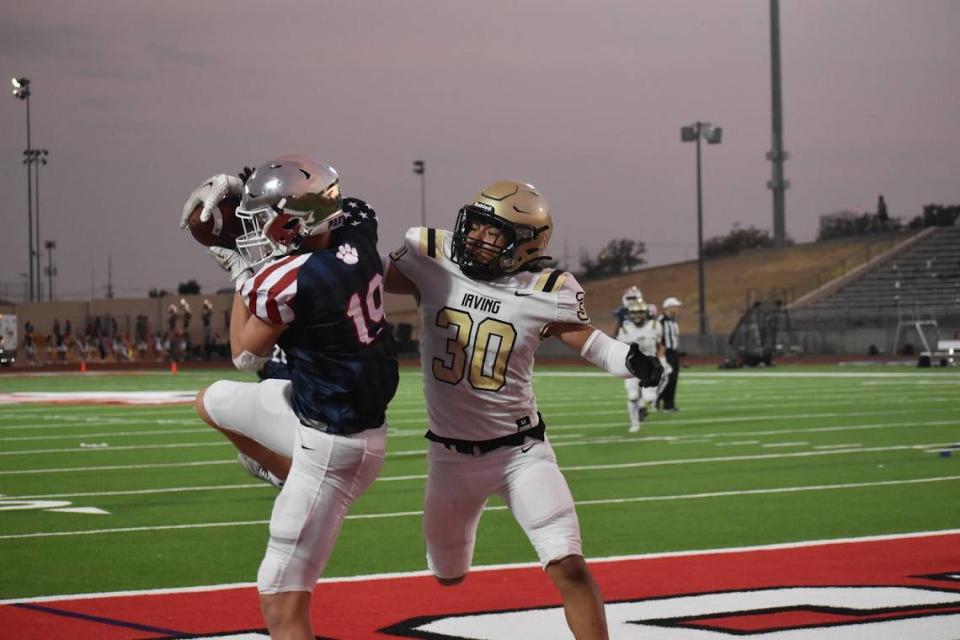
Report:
451,180,553,280
622,286,647,324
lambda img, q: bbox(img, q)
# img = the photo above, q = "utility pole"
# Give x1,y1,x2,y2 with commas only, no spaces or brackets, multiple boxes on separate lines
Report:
12,77,34,301
681,122,723,336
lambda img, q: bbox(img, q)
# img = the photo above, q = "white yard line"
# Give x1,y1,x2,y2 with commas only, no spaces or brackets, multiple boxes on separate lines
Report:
2,416,956,461
0,428,209,441
2,475,956,542
815,443,862,450
5,527,960,604
2,441,955,481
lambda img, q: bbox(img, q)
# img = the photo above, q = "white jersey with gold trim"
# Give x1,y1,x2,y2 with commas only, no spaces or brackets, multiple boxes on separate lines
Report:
616,317,662,357
389,227,590,441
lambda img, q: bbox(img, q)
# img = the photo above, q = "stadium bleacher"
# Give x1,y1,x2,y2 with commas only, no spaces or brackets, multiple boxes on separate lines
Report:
792,225,960,327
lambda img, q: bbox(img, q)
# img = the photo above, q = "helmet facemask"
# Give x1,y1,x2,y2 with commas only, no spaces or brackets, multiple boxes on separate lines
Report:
451,204,539,280
626,300,648,325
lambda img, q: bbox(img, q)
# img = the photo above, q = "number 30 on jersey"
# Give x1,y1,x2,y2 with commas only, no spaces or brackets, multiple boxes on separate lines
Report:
432,307,517,392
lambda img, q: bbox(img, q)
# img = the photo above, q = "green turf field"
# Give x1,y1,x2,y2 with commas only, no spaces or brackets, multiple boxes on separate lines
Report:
1,365,958,600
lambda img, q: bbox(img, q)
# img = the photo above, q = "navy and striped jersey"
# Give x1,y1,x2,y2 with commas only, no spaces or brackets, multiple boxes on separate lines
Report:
241,197,398,434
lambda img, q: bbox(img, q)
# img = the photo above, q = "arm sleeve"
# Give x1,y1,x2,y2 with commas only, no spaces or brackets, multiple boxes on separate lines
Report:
239,253,311,325
579,329,633,378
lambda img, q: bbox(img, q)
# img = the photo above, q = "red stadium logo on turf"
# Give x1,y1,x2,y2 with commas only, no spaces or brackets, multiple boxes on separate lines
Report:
2,531,959,639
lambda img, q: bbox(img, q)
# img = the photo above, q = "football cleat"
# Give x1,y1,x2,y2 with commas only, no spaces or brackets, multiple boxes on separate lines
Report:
237,452,284,489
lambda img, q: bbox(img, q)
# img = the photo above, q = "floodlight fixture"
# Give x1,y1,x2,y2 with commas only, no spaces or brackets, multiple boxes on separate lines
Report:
680,121,723,336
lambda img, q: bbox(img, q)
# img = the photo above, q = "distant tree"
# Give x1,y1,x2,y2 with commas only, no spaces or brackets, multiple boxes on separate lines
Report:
577,239,646,281
703,224,784,258
177,280,201,295
817,208,901,241
906,203,960,229
148,288,169,298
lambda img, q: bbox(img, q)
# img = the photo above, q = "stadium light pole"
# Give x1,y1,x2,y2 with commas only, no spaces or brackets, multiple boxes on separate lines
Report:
12,77,34,302
413,160,426,227
44,240,57,301
681,121,722,336
27,148,49,301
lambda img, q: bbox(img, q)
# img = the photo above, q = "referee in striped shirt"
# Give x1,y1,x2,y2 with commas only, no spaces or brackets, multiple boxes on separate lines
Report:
658,297,682,411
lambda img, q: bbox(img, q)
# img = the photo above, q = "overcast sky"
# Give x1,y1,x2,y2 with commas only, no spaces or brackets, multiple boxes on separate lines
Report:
1,0,958,301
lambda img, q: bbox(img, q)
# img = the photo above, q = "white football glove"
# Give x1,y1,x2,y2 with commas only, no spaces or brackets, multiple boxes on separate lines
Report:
209,246,254,292
179,174,243,230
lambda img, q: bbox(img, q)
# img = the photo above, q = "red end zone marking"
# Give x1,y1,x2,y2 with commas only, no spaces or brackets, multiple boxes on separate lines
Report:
1,532,959,639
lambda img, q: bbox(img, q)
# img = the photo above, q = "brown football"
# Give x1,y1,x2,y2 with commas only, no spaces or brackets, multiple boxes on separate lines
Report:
187,196,244,248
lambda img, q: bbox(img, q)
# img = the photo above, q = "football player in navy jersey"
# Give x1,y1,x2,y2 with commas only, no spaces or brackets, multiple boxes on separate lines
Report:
180,156,398,640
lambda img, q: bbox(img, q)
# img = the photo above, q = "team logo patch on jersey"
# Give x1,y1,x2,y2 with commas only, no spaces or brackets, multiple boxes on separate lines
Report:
336,243,359,265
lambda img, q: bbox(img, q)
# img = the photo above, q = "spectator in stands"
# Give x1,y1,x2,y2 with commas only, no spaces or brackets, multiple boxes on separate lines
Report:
23,321,38,365
180,298,192,331
658,297,682,412
167,304,178,333
201,299,214,359
113,334,132,362
52,319,64,362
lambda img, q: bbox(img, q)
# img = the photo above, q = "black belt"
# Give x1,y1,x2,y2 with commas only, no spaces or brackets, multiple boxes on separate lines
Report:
426,417,546,456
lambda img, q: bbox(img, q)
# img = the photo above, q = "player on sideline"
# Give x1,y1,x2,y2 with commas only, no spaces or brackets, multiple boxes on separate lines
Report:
183,177,661,640
614,287,670,432
180,156,398,640
382,181,661,640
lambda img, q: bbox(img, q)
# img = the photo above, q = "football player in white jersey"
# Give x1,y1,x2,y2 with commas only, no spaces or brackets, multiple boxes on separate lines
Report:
615,288,670,431
384,181,662,640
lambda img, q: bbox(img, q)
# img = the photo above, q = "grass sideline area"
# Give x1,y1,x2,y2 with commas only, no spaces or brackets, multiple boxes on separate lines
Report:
1,364,958,600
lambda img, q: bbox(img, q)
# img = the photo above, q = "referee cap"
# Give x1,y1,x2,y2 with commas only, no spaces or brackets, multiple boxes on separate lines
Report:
663,297,682,308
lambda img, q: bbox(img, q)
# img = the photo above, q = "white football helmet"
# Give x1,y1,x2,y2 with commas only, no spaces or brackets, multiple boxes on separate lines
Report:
235,156,344,266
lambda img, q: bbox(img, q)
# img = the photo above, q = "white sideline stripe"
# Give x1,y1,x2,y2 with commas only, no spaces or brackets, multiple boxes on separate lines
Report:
4,527,960,605
761,441,808,448
1,476,956,544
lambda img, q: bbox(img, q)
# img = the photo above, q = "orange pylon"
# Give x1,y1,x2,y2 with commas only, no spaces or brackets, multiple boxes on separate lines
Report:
170,360,179,375
80,361,87,374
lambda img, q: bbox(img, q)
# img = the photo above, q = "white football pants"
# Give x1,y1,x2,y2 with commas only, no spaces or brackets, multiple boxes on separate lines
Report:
422,437,582,579
203,379,385,593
